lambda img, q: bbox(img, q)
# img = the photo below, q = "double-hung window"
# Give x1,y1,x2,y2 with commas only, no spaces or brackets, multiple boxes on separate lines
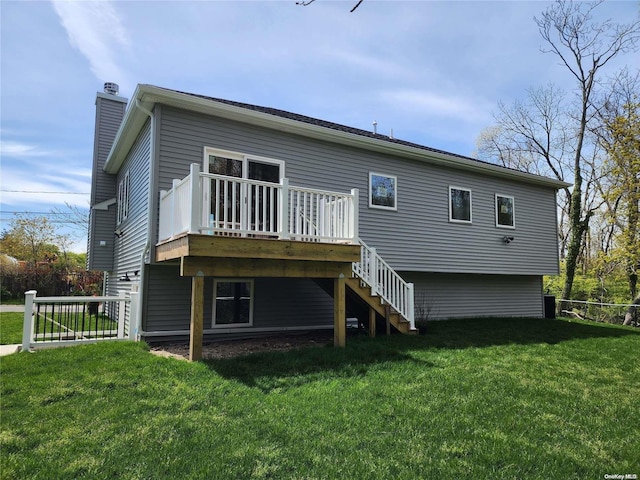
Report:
495,194,515,228
117,170,130,225
449,186,472,223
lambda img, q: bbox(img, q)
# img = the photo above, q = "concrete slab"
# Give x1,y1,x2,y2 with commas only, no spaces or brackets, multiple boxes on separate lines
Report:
0,305,25,312
0,344,21,356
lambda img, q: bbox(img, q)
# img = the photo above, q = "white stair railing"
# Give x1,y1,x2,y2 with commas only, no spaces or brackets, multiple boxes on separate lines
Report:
352,239,415,330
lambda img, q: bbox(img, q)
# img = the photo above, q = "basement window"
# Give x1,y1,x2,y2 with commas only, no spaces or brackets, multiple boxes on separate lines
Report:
212,279,254,327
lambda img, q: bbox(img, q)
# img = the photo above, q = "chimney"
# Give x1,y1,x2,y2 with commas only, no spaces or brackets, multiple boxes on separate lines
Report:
103,82,119,96
87,82,128,270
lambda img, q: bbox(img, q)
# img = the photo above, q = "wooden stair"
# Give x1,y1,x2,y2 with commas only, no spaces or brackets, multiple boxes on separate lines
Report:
345,278,417,335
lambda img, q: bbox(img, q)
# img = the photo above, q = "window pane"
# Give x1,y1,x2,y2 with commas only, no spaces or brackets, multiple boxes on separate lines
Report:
451,188,471,222
370,174,396,208
209,156,242,177
215,300,235,324
248,161,280,183
497,196,514,227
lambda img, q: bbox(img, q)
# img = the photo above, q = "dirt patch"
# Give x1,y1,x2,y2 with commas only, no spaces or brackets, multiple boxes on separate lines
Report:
149,331,334,361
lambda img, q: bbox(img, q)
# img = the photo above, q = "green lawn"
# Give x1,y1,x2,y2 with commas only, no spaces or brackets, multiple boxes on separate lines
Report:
1,317,639,479
1,309,117,346
0,312,23,345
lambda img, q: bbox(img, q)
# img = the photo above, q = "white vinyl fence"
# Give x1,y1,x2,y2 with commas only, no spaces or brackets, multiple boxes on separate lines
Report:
22,290,140,351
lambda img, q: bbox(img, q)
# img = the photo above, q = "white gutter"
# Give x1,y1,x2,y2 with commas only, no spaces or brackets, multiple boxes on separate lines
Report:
133,98,156,338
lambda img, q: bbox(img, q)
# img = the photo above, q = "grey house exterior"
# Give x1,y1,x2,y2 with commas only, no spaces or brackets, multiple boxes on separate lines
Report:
88,83,568,342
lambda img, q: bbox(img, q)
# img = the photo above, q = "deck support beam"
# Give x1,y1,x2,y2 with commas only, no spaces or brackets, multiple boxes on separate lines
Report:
189,273,204,361
334,276,346,347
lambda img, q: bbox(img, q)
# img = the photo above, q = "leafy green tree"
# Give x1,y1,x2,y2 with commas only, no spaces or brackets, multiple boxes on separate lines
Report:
536,1,639,313
0,215,65,265
599,101,640,300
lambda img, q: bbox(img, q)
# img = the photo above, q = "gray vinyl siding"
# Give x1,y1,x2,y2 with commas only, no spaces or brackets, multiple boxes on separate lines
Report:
404,272,544,319
155,107,560,276
107,120,151,297
88,93,127,270
144,265,333,334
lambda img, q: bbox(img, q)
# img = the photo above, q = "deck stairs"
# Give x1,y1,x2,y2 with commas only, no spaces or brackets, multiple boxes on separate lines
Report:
348,239,417,335
344,278,416,334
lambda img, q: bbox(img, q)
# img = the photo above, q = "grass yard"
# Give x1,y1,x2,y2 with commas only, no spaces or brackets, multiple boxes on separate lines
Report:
0,312,23,345
1,317,639,479
0,308,118,346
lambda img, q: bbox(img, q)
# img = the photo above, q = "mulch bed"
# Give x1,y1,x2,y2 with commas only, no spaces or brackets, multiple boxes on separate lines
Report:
149,330,334,361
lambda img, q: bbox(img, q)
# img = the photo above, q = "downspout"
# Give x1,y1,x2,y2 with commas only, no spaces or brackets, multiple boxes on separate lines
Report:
134,98,156,338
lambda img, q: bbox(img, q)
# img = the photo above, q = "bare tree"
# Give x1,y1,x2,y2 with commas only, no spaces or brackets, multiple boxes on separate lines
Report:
535,0,639,312
476,84,574,256
296,0,364,12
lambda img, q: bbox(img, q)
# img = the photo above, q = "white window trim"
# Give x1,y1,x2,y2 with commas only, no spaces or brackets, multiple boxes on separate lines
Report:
369,172,398,211
203,147,285,180
212,278,255,328
495,194,516,229
448,186,472,224
117,170,130,225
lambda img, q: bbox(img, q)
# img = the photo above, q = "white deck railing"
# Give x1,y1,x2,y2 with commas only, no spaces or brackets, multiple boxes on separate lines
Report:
159,164,358,243
289,185,358,242
352,239,415,330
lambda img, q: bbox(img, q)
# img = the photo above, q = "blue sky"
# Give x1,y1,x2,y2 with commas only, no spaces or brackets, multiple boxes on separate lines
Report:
1,0,638,251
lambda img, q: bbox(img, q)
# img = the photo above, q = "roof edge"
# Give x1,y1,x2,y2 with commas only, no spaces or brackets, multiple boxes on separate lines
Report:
104,84,571,189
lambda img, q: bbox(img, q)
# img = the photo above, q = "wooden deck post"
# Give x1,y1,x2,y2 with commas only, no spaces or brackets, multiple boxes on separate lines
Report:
385,305,391,336
334,275,346,347
368,306,376,338
189,273,204,361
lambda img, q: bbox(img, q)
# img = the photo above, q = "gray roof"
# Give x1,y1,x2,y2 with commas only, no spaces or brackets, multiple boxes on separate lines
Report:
160,86,513,173
105,84,571,189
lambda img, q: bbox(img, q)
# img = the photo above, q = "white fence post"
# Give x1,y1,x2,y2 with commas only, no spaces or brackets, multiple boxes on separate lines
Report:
171,179,179,237
117,291,126,338
159,190,167,241
22,290,36,352
407,283,415,330
351,188,359,241
280,177,290,239
189,163,201,234
129,291,140,341
369,247,378,294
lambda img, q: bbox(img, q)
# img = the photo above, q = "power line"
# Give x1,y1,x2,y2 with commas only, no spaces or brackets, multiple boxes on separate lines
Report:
1,211,88,215
0,190,90,195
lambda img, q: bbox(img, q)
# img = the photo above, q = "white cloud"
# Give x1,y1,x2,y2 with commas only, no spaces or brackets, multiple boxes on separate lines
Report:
325,50,412,80
51,0,131,86
0,140,52,158
0,168,90,209
380,89,492,124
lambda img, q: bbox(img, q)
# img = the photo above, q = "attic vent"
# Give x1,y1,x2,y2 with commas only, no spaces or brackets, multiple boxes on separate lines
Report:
104,82,119,95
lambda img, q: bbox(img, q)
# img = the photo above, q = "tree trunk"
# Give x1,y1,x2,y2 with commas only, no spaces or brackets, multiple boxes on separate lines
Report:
559,98,589,315
622,295,640,326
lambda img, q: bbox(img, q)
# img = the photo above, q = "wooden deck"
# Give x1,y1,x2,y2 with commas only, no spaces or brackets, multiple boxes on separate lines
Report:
155,233,361,360
156,234,361,275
